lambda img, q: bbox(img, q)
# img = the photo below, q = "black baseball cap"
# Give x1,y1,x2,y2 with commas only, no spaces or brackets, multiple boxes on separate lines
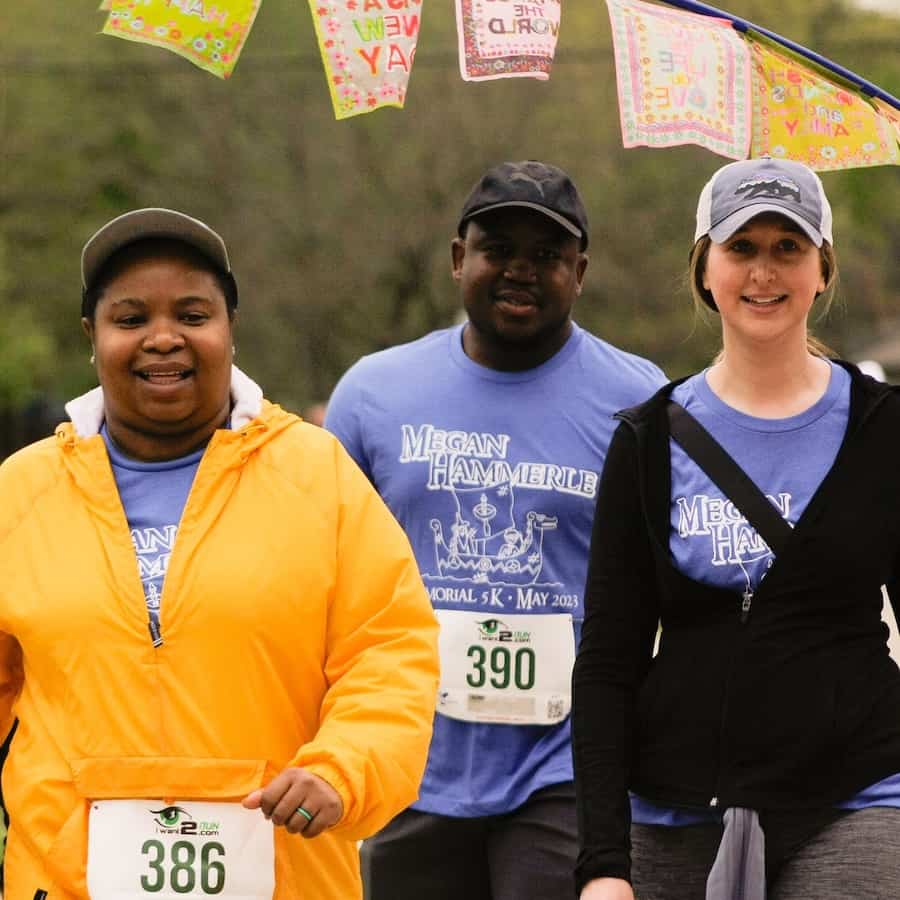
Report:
458,161,589,249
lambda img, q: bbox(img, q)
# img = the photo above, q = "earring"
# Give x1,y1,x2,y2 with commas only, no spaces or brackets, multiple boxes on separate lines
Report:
231,345,236,356
90,353,95,365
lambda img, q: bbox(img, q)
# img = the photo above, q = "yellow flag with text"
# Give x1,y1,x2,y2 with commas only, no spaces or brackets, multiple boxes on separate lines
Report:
748,36,899,171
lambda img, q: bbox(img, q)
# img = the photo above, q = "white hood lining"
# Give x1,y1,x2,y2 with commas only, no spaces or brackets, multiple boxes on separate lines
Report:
64,365,264,438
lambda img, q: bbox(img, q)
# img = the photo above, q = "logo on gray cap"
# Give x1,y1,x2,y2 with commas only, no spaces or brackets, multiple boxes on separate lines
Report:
734,176,802,204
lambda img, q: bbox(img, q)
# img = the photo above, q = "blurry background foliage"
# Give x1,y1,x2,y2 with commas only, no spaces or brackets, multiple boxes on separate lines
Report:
0,0,898,454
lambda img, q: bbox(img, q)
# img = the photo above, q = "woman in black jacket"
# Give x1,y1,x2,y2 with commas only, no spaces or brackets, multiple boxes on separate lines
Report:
573,157,900,900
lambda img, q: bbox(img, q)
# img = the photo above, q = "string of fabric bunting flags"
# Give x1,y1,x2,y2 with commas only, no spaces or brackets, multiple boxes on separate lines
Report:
97,0,900,170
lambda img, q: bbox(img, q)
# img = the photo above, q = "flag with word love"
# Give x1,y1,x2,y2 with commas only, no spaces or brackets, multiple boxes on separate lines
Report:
308,0,421,119
102,0,262,79
748,35,900,170
455,0,561,81
605,0,751,159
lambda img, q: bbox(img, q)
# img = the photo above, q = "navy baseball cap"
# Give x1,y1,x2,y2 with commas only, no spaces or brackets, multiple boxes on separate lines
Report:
458,161,589,249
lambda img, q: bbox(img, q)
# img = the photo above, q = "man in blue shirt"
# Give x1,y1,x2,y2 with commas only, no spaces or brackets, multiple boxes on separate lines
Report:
326,161,666,900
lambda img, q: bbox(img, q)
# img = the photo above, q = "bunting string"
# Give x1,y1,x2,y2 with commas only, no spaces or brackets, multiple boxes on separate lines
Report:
97,0,900,166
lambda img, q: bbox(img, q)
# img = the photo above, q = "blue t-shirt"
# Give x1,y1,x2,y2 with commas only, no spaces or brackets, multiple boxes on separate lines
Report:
102,426,203,645
326,323,666,817
669,365,849,595
632,363,900,825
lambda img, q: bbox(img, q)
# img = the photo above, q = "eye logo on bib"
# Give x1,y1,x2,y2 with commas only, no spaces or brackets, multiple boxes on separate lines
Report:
477,618,507,637
475,618,532,643
151,805,192,829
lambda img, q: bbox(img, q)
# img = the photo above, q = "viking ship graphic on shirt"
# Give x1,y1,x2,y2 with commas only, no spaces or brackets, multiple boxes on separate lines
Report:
429,480,557,585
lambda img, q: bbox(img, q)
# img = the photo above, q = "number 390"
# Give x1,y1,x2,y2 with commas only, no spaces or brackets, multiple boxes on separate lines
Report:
466,645,535,690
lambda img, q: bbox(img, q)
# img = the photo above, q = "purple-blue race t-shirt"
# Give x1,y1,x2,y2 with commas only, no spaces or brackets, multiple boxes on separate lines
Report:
325,323,666,817
101,425,204,646
631,363,900,825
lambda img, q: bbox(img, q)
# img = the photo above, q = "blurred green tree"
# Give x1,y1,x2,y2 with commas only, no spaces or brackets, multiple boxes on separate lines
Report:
0,0,897,450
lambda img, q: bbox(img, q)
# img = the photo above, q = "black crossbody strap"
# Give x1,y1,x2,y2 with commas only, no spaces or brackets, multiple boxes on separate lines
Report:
666,401,793,556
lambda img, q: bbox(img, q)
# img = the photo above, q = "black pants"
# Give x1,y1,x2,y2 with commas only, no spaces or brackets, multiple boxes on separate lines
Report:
361,782,577,900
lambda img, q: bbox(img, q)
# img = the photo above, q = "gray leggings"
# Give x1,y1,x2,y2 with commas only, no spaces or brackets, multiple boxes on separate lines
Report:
631,807,900,900
360,781,576,900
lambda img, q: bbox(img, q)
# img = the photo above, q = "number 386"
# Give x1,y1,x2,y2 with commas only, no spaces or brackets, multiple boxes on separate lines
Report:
141,839,225,895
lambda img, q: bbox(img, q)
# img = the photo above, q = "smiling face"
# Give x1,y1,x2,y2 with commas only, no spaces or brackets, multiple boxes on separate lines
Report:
452,208,588,371
82,241,235,461
702,212,827,352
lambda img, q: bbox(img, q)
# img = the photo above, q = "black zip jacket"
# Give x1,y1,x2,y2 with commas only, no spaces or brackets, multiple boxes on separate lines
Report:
573,362,900,891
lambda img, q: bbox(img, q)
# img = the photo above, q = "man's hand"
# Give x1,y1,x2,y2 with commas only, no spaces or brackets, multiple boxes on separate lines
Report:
242,767,343,838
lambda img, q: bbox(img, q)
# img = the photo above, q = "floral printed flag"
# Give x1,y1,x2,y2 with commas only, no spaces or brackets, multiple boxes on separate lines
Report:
605,0,751,160
872,97,900,140
308,0,421,119
872,98,900,143
455,0,561,81
748,37,899,171
102,0,262,79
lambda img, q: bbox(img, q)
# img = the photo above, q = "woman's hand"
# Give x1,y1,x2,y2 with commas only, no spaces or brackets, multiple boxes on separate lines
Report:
242,767,344,838
580,877,635,900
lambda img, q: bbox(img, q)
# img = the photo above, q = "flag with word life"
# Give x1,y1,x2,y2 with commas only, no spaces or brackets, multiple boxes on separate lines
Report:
455,0,561,81
605,0,751,160
308,0,421,119
748,36,899,171
102,0,262,79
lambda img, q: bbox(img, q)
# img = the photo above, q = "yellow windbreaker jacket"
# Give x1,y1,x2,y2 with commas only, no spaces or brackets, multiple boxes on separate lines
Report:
0,369,439,899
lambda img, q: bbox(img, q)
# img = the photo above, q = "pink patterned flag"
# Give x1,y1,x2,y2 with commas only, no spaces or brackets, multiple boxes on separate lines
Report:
455,0,561,81
308,0,421,119
872,98,900,143
102,0,262,79
748,37,899,171
605,0,751,160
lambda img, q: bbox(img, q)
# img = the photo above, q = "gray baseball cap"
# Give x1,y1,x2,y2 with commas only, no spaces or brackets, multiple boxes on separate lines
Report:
81,208,232,291
695,157,833,247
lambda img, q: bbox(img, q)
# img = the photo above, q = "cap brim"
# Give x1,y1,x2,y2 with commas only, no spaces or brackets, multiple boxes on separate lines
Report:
708,205,823,247
461,201,583,241
81,208,231,290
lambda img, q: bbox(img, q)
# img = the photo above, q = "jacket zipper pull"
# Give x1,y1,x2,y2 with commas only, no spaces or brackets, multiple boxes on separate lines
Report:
741,588,753,624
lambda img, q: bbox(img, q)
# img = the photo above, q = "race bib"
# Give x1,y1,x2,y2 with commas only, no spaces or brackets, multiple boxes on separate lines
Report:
436,609,574,725
87,800,274,899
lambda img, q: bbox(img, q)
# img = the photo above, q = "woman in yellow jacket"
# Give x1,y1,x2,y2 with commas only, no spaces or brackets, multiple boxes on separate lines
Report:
0,208,440,900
